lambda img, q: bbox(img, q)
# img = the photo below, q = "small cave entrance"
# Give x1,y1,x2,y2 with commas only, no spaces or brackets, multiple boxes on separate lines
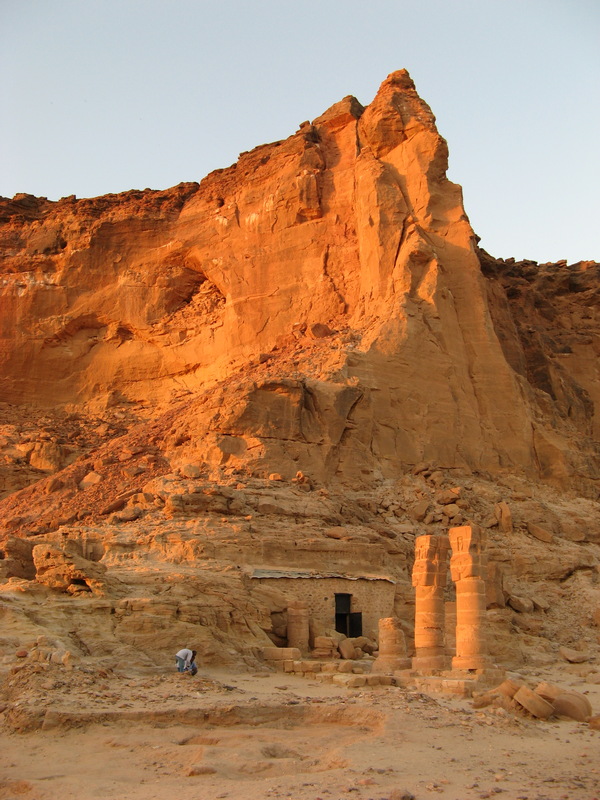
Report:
334,593,362,638
69,578,92,592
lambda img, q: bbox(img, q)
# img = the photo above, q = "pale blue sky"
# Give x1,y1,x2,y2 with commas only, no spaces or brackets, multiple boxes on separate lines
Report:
1,0,598,263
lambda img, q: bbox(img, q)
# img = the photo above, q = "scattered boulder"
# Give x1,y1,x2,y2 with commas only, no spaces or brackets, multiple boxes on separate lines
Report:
559,646,589,664
78,471,102,490
435,488,461,505
29,441,65,472
308,323,334,339
409,499,430,522
495,501,513,532
507,594,534,613
181,464,202,479
527,522,553,543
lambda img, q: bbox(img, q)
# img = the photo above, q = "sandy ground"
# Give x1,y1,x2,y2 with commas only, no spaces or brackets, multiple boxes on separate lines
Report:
1,662,599,800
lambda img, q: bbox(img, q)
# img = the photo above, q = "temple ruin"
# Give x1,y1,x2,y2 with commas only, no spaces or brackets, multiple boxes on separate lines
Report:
256,525,501,693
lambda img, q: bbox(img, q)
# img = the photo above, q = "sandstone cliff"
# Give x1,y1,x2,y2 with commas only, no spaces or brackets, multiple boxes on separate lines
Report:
0,71,598,675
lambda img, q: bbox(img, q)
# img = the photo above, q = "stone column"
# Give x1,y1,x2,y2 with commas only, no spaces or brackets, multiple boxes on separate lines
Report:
412,533,450,671
444,601,457,658
286,600,310,654
449,524,491,670
371,617,411,673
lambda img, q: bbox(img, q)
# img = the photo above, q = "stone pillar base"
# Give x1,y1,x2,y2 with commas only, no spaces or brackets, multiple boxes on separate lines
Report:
372,657,412,673
412,655,450,672
451,655,493,670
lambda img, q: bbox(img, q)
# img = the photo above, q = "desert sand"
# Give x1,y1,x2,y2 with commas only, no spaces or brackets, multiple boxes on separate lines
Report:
1,659,599,800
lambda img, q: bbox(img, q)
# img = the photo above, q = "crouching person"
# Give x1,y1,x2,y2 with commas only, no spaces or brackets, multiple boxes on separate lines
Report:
175,647,197,674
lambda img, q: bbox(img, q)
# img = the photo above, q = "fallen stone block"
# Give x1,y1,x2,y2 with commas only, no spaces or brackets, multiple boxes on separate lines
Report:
338,638,358,659
534,681,563,703
514,686,554,719
552,691,593,721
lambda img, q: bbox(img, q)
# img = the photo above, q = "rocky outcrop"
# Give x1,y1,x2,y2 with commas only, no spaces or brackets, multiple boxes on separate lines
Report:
1,70,597,493
0,71,598,676
31,542,108,595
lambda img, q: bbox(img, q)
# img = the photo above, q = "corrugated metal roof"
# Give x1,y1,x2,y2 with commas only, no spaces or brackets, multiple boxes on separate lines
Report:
250,568,395,583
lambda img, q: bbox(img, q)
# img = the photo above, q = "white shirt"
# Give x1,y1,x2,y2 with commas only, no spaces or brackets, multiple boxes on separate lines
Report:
176,648,193,665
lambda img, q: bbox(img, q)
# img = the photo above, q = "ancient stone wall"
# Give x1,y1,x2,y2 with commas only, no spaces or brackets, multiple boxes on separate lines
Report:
252,576,395,639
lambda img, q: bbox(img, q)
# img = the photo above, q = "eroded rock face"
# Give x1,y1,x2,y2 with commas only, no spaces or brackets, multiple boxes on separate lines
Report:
32,543,107,595
1,70,597,491
0,70,598,675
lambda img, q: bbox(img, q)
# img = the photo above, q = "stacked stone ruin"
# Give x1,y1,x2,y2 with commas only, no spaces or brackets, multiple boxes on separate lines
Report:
371,616,411,673
263,524,500,692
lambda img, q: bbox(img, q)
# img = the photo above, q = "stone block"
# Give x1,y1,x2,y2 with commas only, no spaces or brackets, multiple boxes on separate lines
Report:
553,691,593,721
338,638,357,659
300,661,321,673
332,674,366,688
534,682,563,703
514,685,553,719
315,673,334,683
314,636,335,649
262,647,301,661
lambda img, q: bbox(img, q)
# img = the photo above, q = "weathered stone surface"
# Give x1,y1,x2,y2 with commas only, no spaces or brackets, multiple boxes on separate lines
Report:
527,522,554,543
552,691,593,721
338,638,359,660
32,543,107,594
559,646,589,663
0,69,597,682
372,617,411,672
507,594,534,614
0,70,597,494
514,686,554,719
534,682,563,703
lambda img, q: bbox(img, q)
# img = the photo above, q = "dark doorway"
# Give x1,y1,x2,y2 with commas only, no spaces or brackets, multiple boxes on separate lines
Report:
334,593,362,637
